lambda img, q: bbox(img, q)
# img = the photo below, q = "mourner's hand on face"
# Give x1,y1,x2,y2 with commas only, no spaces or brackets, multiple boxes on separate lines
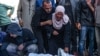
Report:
86,0,92,5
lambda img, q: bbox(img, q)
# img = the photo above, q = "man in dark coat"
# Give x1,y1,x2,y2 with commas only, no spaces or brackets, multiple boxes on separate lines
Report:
31,0,55,53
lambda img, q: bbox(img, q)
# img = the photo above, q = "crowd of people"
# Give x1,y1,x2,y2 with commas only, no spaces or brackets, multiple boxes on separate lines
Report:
0,0,100,56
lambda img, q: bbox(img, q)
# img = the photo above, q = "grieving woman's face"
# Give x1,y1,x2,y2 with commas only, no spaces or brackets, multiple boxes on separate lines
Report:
55,12,63,21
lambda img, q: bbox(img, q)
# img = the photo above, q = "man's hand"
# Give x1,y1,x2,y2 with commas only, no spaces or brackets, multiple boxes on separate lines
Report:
18,44,24,51
19,19,23,27
40,20,52,26
86,0,95,12
64,47,69,53
76,23,81,30
45,20,52,25
53,30,59,36
40,22,45,26
8,14,12,17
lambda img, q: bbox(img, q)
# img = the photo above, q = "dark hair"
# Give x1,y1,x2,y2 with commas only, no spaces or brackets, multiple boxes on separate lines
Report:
42,0,51,7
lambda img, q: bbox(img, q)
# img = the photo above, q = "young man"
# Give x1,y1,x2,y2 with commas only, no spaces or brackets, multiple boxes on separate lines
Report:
1,23,38,56
0,3,14,31
95,0,100,56
31,0,55,53
76,0,95,56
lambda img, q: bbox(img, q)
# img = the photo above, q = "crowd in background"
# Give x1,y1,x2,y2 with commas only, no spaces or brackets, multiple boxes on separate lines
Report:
0,0,100,56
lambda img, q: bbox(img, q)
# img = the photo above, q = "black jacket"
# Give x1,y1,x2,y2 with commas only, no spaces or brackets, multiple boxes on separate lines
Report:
31,7,55,34
51,22,71,47
3,34,23,45
31,7,55,27
76,0,95,26
22,28,37,47
3,28,37,46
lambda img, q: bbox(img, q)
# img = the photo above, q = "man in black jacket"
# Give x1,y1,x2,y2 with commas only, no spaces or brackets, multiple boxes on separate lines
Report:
31,0,55,53
76,0,95,56
1,23,38,56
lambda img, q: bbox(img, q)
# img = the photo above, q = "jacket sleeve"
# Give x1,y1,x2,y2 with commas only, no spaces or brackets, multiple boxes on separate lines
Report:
17,0,22,20
75,0,81,23
23,29,37,47
31,9,41,28
63,22,71,48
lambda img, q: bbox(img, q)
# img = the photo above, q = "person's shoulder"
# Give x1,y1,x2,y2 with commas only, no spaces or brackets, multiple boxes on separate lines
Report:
35,7,43,13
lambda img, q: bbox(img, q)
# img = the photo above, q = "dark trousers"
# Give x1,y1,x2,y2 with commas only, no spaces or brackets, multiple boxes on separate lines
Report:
70,25,78,53
33,28,49,53
48,36,64,55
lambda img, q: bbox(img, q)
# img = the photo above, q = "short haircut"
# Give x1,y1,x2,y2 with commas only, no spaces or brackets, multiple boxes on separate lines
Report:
42,0,52,7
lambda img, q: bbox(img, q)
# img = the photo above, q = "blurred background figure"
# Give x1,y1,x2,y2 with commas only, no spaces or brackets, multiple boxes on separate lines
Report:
95,0,100,56
0,3,14,32
17,0,36,32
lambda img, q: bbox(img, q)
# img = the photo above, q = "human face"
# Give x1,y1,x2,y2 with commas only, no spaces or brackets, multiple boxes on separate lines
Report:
43,2,52,13
55,12,63,21
10,33,17,38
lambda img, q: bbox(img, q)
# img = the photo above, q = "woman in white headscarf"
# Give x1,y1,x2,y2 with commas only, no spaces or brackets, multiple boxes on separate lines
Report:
48,5,71,55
